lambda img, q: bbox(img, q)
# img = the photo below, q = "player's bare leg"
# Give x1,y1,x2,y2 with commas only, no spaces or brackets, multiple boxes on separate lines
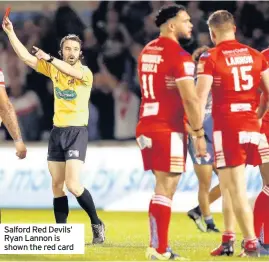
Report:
211,183,235,256
209,185,221,203
48,161,68,223
254,163,269,255
221,189,235,233
209,165,221,203
220,165,255,238
195,164,219,232
216,165,259,256
259,163,269,186
146,170,183,260
188,164,220,232
154,171,180,198
195,164,212,217
65,159,105,244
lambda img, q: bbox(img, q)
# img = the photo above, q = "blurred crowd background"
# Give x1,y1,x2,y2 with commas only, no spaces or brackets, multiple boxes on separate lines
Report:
0,1,268,142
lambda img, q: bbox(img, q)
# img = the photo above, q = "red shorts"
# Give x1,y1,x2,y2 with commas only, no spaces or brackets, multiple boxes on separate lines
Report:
258,121,269,165
136,130,187,173
213,129,262,168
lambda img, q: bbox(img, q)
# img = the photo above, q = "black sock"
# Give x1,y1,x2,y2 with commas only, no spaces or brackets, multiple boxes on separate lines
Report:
76,188,100,225
194,205,202,216
53,196,69,223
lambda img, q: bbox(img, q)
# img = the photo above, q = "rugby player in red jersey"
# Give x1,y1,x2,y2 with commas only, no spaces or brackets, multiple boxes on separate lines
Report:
253,47,269,256
196,10,269,257
136,5,207,260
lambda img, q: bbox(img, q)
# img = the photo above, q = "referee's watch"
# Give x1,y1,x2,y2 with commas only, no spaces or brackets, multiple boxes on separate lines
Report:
47,54,54,63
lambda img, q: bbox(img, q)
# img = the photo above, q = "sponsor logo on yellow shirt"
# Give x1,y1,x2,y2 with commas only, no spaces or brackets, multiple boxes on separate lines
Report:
55,87,77,101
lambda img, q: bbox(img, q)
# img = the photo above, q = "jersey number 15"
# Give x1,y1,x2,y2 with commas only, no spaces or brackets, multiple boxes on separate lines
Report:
231,66,253,91
142,74,156,99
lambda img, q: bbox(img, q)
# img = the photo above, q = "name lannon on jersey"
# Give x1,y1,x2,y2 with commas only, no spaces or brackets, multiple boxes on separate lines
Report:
225,55,254,66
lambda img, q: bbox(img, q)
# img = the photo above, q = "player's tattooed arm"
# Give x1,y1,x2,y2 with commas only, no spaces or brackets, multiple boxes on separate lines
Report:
0,89,22,141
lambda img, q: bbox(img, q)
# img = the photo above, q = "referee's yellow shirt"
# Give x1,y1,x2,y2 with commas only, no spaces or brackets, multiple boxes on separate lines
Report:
36,60,93,127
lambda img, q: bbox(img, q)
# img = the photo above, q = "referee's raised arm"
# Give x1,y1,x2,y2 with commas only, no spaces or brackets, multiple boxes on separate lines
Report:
32,46,84,80
2,17,38,70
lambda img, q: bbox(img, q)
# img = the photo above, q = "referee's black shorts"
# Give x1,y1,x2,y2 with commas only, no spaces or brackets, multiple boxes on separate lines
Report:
47,126,88,162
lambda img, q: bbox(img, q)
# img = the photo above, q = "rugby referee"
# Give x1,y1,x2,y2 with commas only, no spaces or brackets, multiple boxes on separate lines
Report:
2,16,105,244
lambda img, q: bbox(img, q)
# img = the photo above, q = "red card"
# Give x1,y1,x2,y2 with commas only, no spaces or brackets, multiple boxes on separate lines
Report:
4,7,11,19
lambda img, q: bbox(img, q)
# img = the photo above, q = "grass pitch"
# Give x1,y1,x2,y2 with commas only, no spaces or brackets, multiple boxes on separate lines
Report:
0,210,267,261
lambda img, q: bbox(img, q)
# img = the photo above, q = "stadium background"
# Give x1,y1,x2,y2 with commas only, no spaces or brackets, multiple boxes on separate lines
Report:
0,1,268,260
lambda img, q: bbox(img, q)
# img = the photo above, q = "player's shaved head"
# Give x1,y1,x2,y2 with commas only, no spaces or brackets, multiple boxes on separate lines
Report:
207,10,235,32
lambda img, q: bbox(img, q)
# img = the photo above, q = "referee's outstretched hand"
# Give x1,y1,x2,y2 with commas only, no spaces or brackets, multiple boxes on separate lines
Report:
2,17,13,35
15,140,27,159
32,46,50,61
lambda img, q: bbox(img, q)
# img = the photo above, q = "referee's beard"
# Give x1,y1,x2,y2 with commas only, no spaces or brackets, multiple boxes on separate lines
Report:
64,55,80,66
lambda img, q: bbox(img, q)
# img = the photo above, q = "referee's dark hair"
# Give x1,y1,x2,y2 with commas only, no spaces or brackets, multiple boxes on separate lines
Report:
58,34,84,59
155,5,187,28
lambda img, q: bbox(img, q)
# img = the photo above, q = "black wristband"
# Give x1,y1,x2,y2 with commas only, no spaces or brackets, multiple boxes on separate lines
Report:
193,127,203,132
47,55,54,63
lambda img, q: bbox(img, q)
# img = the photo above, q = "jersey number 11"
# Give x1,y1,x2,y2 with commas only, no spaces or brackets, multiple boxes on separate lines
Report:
142,74,156,99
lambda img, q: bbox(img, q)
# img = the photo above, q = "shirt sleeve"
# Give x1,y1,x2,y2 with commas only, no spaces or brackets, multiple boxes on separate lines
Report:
80,66,93,87
36,59,52,78
172,53,195,81
0,70,5,88
196,51,214,78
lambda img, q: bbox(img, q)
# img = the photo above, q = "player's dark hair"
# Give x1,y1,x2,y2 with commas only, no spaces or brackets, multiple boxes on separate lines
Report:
155,5,186,28
207,10,235,30
58,34,84,59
